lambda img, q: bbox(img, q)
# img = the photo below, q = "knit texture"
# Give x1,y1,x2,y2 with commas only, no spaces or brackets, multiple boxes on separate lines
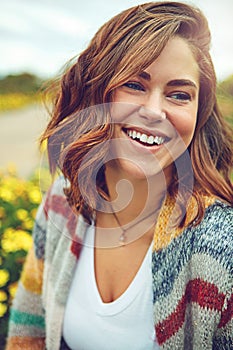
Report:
6,177,233,349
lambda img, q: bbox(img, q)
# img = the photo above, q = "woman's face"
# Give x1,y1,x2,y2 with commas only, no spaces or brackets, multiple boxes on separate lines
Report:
109,36,200,181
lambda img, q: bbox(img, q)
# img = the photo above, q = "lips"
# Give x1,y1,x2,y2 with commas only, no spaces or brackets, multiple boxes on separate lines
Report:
122,127,170,147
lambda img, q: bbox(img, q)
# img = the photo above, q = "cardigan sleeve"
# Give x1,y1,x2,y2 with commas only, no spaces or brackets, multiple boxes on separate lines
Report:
6,193,49,350
213,205,233,349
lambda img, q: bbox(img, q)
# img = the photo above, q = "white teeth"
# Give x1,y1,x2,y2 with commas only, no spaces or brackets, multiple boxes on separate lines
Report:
140,134,148,143
155,136,163,145
126,129,165,145
147,135,154,144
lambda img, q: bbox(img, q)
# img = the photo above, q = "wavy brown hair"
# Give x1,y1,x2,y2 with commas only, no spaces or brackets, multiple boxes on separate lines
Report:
41,1,233,225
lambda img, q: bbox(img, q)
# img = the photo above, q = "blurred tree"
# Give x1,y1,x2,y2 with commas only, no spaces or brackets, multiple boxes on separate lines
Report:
218,74,233,97
217,75,233,127
0,73,43,95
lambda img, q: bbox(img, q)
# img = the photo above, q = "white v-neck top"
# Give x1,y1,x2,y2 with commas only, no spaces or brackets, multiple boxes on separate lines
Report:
63,224,160,350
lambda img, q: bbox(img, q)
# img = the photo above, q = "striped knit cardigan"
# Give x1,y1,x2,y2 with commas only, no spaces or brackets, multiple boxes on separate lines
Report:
6,177,233,349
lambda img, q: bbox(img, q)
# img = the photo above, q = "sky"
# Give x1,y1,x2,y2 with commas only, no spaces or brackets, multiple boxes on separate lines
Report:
1,0,233,81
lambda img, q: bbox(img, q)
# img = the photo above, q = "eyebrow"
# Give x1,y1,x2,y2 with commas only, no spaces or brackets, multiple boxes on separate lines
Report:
139,71,151,81
138,71,198,89
167,79,198,89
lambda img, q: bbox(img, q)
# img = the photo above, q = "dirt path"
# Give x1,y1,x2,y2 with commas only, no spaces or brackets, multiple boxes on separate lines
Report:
0,104,49,178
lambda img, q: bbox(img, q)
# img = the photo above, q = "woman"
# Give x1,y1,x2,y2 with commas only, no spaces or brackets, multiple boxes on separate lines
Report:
7,2,233,349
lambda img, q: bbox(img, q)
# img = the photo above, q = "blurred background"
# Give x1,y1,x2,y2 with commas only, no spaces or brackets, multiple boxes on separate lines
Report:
0,0,233,348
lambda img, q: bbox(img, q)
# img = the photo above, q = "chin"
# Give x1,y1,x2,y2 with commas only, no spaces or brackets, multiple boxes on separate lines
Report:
115,158,169,182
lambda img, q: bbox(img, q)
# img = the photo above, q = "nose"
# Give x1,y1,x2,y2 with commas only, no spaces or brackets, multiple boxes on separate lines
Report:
138,93,166,122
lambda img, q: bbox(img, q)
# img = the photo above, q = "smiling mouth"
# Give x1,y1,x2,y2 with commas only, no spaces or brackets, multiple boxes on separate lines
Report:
123,128,169,147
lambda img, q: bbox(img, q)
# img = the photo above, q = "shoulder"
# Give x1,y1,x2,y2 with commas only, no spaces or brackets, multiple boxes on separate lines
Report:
152,200,232,299
43,175,70,215
203,200,233,228
155,200,232,269
192,200,233,249
187,200,232,269
33,176,73,259
46,175,69,199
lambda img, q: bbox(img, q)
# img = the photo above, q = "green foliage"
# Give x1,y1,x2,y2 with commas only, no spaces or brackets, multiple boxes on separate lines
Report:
0,73,43,95
218,95,233,127
0,93,42,112
218,74,233,97
0,167,51,349
216,75,233,127
0,73,47,112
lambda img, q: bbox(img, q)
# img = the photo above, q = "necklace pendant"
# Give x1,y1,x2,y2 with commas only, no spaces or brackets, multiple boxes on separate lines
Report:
119,232,126,246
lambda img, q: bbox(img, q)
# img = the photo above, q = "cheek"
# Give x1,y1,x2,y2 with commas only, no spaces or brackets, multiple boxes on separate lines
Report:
111,94,139,123
178,118,196,135
111,103,129,123
170,109,197,142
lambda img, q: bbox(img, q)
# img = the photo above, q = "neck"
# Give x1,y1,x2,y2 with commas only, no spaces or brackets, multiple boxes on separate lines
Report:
104,163,167,226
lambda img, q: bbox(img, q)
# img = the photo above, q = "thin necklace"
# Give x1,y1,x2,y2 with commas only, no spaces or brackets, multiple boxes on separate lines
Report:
111,207,159,246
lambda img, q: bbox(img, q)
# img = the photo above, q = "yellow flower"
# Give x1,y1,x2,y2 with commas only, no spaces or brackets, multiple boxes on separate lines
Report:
30,208,38,219
8,282,18,299
0,302,7,317
0,93,37,112
0,187,16,202
1,175,27,199
2,228,32,253
28,187,41,204
22,218,34,230
14,182,27,197
0,270,10,288
16,208,28,221
0,290,7,302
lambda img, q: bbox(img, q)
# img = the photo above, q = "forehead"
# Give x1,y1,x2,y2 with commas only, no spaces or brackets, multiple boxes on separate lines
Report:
143,36,200,85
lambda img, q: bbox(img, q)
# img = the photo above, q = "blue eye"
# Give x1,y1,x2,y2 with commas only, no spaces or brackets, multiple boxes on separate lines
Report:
169,92,191,101
124,82,145,91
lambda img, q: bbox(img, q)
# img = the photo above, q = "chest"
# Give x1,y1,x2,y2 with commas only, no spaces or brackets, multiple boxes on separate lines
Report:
94,237,152,303
62,227,157,350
